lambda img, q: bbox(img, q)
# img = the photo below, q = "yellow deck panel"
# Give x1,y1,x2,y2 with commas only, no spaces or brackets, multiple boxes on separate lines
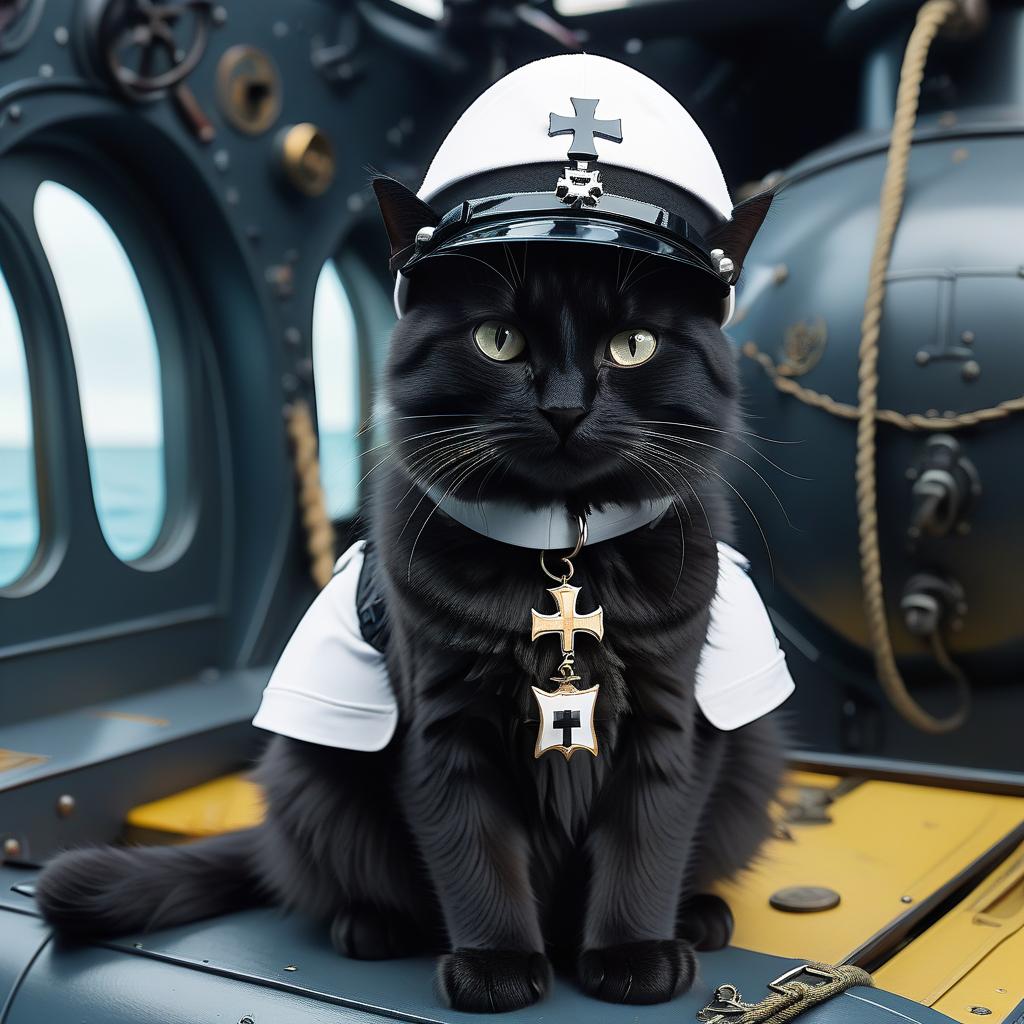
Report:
126,773,265,837
875,840,1024,1022
716,774,1024,966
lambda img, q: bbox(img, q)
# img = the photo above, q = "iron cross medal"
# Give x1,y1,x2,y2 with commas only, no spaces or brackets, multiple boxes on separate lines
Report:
529,520,605,759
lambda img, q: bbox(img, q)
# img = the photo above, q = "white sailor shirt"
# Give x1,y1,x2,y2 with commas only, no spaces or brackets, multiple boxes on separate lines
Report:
252,541,794,750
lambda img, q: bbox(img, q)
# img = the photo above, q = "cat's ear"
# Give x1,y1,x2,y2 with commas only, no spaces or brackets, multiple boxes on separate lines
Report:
706,188,775,284
370,176,440,262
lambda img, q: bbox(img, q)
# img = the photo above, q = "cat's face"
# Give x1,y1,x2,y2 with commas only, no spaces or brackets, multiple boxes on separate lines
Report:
382,242,739,508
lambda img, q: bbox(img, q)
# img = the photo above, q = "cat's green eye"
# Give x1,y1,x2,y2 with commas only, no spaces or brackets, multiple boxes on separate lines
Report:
474,320,526,362
607,328,657,367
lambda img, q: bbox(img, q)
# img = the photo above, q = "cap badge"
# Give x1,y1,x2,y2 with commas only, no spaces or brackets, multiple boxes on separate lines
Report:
548,97,622,208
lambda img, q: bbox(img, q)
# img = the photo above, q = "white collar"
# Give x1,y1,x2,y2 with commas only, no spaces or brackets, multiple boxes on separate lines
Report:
425,488,673,549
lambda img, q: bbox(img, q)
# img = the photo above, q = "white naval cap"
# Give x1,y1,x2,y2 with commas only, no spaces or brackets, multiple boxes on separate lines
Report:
418,53,733,218
374,54,775,325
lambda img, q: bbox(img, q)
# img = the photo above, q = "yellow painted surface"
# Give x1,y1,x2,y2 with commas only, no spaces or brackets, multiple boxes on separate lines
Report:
126,773,265,836
876,841,1024,1022
716,774,1024,965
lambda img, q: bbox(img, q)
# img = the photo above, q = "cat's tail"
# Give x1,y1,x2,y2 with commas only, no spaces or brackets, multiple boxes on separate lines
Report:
34,828,265,938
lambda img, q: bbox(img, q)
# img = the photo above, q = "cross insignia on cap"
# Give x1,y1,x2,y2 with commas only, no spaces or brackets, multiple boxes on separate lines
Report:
548,97,623,163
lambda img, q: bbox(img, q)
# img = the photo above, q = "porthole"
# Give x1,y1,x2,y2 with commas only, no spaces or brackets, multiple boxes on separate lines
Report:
34,181,166,562
0,263,38,587
312,260,360,520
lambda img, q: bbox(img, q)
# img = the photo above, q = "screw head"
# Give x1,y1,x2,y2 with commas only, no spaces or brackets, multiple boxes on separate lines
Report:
717,256,735,281
970,1007,992,1016
900,895,913,903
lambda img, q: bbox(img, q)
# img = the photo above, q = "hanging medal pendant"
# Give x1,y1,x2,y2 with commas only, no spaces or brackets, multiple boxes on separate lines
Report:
529,516,604,760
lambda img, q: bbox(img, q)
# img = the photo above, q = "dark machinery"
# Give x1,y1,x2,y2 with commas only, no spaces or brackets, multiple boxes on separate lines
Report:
1,1,1023,1022
730,0,1024,771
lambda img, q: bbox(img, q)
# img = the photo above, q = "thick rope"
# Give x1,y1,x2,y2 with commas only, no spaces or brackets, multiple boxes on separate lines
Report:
698,963,873,1024
741,341,1024,432
286,400,336,590
855,0,968,734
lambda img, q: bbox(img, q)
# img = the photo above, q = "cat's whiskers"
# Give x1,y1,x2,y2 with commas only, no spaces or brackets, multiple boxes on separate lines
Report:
432,251,515,293
356,424,492,464
618,252,654,294
639,428,798,527
357,411,486,438
501,244,523,290
623,442,712,541
636,422,807,483
359,428,487,491
618,448,690,597
395,433,494,508
406,447,503,580
636,418,801,446
637,438,775,581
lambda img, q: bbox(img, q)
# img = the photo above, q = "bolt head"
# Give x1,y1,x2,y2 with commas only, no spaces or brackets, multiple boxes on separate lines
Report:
415,226,434,246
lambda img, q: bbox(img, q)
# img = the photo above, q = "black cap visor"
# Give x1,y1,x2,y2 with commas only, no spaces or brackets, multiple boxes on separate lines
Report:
394,190,729,297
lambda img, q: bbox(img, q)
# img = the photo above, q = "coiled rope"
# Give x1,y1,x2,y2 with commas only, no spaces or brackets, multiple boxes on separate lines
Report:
286,399,336,590
744,0,992,733
855,0,972,734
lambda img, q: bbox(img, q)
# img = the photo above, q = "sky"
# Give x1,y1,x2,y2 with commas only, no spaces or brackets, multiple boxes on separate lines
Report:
0,181,359,448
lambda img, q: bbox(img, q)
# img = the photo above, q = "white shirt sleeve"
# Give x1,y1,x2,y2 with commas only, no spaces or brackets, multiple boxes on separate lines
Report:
694,544,795,730
252,540,793,749
251,542,399,751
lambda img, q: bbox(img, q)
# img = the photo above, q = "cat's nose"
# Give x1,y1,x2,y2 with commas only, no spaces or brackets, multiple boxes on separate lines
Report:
541,407,588,441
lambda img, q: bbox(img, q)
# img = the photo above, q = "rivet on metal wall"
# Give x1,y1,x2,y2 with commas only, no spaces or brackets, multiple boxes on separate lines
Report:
278,123,336,197
3,837,22,859
56,794,75,818
962,360,980,381
54,26,69,45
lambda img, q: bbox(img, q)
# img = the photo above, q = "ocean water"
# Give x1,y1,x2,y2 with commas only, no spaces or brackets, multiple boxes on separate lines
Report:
0,431,358,586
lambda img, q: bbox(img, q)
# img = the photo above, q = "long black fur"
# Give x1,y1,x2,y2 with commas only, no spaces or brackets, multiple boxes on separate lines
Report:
37,195,785,1011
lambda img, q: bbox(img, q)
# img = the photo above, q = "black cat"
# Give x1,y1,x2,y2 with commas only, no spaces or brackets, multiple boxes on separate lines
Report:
36,184,785,1012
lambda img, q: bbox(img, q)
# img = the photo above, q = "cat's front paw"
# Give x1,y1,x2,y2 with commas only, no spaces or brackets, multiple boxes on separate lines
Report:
437,948,552,1012
578,938,697,1004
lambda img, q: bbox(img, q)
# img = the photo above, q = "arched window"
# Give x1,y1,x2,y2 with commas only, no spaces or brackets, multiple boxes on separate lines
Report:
34,181,165,562
312,260,360,520
0,264,37,587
